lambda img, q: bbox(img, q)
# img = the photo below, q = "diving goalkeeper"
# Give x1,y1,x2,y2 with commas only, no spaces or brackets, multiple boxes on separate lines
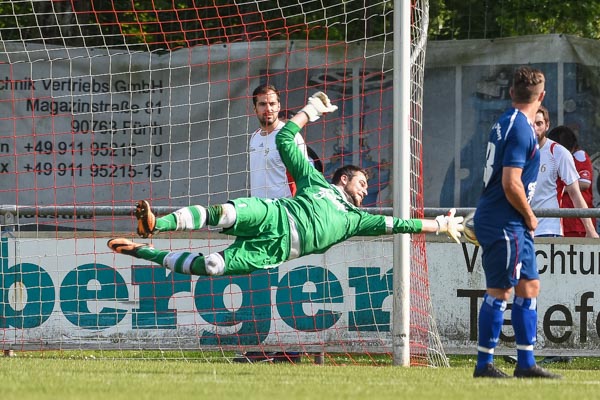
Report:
107,92,464,276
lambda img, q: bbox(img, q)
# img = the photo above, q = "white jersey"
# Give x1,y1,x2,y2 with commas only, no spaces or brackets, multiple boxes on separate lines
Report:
531,139,579,236
249,120,308,198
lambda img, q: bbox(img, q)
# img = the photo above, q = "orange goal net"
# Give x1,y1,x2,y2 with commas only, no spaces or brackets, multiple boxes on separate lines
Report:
0,0,445,366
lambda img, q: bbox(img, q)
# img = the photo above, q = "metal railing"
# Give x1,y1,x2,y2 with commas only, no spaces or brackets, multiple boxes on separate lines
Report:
0,205,599,219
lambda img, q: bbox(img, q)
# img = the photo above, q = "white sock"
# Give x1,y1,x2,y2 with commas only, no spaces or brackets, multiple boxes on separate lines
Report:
163,251,196,274
217,203,236,228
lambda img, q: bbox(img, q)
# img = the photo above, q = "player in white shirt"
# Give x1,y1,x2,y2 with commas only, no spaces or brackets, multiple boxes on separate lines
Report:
245,84,310,363
249,84,309,199
531,106,597,237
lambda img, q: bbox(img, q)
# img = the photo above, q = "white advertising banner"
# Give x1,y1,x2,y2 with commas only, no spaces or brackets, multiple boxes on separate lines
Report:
2,236,599,355
0,236,394,352
429,238,600,354
0,41,393,232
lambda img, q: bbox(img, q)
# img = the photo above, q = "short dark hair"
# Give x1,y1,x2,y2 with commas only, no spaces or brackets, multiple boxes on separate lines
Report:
331,165,369,185
252,84,280,106
547,125,578,152
537,105,550,125
511,66,545,104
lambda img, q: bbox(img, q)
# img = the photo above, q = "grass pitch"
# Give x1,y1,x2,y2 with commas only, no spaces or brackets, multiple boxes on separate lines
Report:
1,353,599,400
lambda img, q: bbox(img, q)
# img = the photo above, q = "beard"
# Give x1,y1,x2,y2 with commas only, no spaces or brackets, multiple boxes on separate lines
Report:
341,187,362,206
259,114,278,129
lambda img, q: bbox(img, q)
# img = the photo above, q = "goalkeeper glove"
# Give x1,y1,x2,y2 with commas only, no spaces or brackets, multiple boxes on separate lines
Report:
435,208,464,244
300,91,338,122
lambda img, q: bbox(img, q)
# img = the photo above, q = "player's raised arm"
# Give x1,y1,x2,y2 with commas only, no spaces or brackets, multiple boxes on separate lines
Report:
276,92,338,183
284,91,339,129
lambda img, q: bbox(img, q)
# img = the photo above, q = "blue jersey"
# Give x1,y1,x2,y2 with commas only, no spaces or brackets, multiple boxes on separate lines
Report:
474,108,539,236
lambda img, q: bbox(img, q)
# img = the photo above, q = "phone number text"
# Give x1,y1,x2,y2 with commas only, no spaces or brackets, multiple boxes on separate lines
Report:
23,163,163,178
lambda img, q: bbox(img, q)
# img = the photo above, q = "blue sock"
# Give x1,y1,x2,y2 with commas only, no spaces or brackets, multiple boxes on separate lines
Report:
512,296,537,369
476,293,506,370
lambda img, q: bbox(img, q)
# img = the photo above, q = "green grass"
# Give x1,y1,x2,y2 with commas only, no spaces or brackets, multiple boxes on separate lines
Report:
1,353,600,400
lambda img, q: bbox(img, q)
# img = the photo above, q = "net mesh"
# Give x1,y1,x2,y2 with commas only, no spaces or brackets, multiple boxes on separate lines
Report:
0,0,446,366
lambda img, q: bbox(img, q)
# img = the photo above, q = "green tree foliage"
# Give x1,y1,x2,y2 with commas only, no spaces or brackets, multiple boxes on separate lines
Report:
428,0,600,40
0,1,392,51
1,1,598,49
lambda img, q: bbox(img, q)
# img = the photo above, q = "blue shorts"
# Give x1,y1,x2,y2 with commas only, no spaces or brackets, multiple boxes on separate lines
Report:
479,224,539,289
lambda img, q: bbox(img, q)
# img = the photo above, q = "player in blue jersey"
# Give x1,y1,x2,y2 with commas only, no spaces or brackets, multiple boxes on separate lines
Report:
472,66,560,379
107,92,463,277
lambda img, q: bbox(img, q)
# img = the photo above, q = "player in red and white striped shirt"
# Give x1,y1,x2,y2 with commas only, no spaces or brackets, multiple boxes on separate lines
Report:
548,125,598,237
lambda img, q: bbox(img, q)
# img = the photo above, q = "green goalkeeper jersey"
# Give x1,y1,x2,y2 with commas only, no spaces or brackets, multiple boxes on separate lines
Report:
221,119,424,274
275,120,423,257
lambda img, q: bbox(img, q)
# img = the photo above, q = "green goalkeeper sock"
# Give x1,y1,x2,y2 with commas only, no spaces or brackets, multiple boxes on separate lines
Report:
190,255,207,275
155,206,208,232
155,214,177,232
135,246,168,265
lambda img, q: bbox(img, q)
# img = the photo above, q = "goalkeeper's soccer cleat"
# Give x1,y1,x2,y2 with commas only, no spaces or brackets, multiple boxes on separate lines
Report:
473,363,511,378
107,238,149,257
513,364,562,379
135,199,157,238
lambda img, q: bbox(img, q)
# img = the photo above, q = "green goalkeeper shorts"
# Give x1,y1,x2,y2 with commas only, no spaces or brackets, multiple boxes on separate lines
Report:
220,197,292,275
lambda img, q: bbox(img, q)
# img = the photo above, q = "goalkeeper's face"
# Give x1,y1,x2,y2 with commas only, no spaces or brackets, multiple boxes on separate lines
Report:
342,171,369,206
